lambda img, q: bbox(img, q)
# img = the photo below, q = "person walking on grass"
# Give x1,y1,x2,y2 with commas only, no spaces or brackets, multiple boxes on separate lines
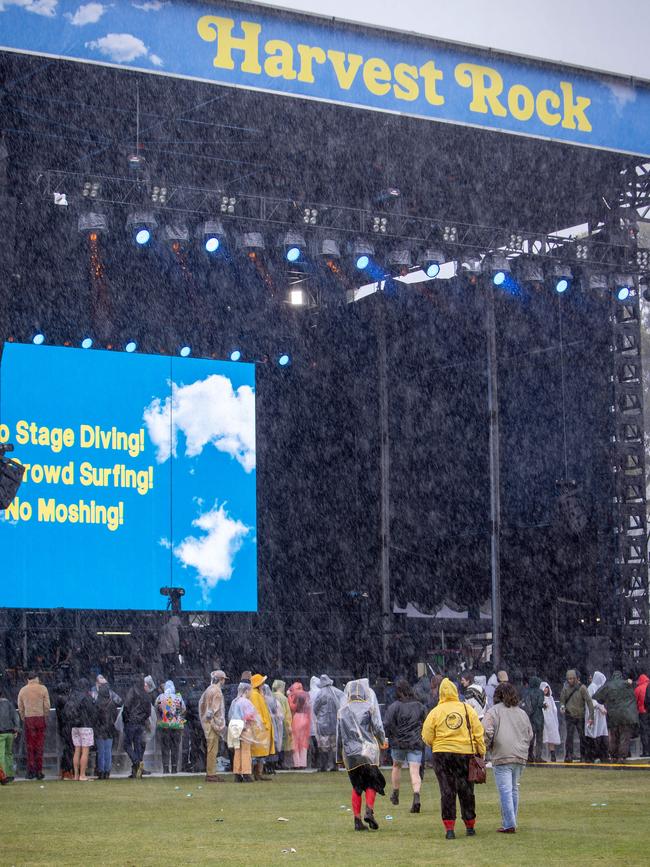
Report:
421,677,485,840
123,675,152,779
383,679,426,814
0,685,20,784
593,671,638,763
483,682,533,834
155,680,186,774
94,683,119,779
522,676,545,762
17,673,50,781
337,679,387,832
228,682,260,782
635,672,650,757
540,681,560,761
313,675,343,772
560,670,594,762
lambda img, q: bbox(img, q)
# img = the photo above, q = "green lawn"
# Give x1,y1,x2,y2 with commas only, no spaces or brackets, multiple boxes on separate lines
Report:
2,768,649,866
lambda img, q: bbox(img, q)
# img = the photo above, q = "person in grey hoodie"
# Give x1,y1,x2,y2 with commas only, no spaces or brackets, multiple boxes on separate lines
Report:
482,682,533,834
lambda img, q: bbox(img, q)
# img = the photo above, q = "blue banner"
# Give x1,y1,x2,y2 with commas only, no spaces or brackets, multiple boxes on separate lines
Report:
0,1,649,156
0,343,257,611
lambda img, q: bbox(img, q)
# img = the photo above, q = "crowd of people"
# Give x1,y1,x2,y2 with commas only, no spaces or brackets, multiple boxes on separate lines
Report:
0,665,649,837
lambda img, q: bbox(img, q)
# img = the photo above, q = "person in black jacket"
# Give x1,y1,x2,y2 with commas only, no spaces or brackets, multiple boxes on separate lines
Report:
64,678,98,781
122,676,152,779
383,680,426,813
53,682,74,780
94,684,119,779
522,676,545,763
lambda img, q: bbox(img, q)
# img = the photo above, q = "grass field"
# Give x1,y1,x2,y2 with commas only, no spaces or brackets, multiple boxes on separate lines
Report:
3,767,649,866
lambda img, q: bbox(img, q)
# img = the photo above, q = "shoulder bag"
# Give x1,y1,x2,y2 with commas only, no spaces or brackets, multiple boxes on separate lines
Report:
464,705,486,784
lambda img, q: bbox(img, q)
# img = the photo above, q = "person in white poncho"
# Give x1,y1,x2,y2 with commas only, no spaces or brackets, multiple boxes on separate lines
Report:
540,681,560,762
585,671,608,763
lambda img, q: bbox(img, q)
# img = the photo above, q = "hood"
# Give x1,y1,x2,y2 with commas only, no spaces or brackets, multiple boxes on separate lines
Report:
637,674,650,687
592,671,607,689
319,674,333,688
272,680,286,694
611,671,623,681
289,681,304,693
529,677,541,689
540,681,553,697
310,676,321,692
438,678,459,703
487,674,498,686
474,675,487,688
164,680,176,696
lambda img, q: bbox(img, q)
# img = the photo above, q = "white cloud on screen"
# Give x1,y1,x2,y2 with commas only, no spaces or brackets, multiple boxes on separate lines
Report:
0,0,57,16
143,374,256,473
85,32,163,66
65,2,106,25
132,0,167,9
174,502,250,601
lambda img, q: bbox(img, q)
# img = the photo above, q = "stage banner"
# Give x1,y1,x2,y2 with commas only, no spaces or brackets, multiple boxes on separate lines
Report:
0,1,649,156
0,343,257,612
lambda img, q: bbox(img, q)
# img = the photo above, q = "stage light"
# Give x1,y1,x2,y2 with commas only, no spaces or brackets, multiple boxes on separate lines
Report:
151,185,167,205
32,333,45,345
81,337,93,349
161,223,190,246
387,248,412,275
614,274,634,302
546,262,573,294
238,231,265,253
126,211,157,247
302,207,319,226
483,253,511,286
278,353,291,367
125,341,137,353
319,238,341,259
199,219,225,255
78,212,108,235
286,246,301,262
514,257,544,285
179,346,191,357
617,285,630,301
371,215,388,234
289,288,304,305
356,255,370,270
418,249,445,279
220,195,237,215
230,349,242,362
443,225,458,243
556,279,569,293
281,230,306,263
493,271,506,286
205,237,219,252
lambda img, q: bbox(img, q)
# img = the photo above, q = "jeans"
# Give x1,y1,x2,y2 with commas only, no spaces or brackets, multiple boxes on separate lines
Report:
123,724,145,766
96,737,113,773
493,762,524,830
0,733,15,777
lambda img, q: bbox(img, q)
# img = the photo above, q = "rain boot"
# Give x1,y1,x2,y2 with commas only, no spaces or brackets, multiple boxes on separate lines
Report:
354,817,367,832
550,750,556,762
410,793,420,813
390,789,399,805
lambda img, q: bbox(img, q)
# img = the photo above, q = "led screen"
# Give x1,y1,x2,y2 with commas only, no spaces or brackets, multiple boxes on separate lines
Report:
0,343,257,611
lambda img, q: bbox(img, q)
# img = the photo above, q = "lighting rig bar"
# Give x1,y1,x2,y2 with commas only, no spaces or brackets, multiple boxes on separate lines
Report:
34,168,645,274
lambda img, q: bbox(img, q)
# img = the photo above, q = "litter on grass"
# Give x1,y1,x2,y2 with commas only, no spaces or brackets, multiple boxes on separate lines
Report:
281,849,297,854
385,815,393,820
277,817,289,822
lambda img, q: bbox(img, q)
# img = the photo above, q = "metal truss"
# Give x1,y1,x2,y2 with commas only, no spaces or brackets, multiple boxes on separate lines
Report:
610,284,649,662
34,168,646,274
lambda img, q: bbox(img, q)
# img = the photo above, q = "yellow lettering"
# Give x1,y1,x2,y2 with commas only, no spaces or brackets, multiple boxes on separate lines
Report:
363,57,392,96
296,44,326,83
327,50,363,90
536,89,561,126
508,83,534,121
196,15,262,74
419,60,445,106
393,62,419,102
263,39,296,80
455,62,507,116
560,81,592,131
15,420,29,445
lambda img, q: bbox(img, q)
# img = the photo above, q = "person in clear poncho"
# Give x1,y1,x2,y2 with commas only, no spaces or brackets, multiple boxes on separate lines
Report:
336,678,387,832
261,683,284,775
312,674,343,771
272,680,293,769
227,682,263,782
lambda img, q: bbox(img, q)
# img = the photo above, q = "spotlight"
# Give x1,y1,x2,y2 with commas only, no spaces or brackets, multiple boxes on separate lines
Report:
387,248,412,275
493,271,506,286
546,262,573,293
302,207,319,226
77,212,108,235
32,333,45,345
356,255,370,270
126,211,157,246
81,337,93,349
161,223,190,246
418,249,445,278
483,253,511,285
513,256,543,285
278,353,291,367
230,349,242,362
220,194,237,215
281,230,306,263
443,225,458,243
238,232,265,253
617,285,630,301
289,288,305,305
179,346,191,357
125,341,137,353
371,215,388,234
199,219,225,254
352,241,374,271
318,238,341,259
151,184,167,205
615,274,634,301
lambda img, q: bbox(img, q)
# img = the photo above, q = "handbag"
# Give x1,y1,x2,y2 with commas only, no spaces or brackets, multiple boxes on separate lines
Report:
464,705,486,784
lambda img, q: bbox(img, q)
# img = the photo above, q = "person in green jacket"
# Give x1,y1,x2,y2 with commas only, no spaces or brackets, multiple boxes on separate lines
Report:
559,670,594,762
523,677,545,762
593,672,639,763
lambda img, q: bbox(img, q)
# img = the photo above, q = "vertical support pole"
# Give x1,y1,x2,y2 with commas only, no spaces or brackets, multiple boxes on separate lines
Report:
378,304,391,666
486,279,502,667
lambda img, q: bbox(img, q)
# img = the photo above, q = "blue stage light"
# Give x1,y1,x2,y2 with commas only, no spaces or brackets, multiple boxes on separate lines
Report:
356,255,370,270
493,271,506,286
425,262,441,278
230,350,242,362
32,333,45,345
205,236,220,253
278,353,290,367
556,278,569,293
286,246,301,263
125,341,137,353
81,337,93,349
135,228,151,246
179,346,191,357
617,285,630,301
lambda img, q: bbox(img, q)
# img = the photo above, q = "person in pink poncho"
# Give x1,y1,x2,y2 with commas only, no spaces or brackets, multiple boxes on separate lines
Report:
287,681,311,769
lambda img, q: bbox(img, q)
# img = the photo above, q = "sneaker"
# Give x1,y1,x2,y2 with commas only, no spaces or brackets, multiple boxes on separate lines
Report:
445,829,456,840
390,790,399,806
354,817,367,832
497,827,516,834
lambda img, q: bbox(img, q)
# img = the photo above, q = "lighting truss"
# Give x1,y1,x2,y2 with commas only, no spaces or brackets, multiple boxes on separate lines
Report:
33,168,647,275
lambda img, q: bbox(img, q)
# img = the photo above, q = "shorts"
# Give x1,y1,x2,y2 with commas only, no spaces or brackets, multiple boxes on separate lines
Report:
71,727,94,747
391,748,423,765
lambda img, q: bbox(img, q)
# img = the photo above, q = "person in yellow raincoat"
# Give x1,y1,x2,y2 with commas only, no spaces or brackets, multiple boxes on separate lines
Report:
250,673,274,780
